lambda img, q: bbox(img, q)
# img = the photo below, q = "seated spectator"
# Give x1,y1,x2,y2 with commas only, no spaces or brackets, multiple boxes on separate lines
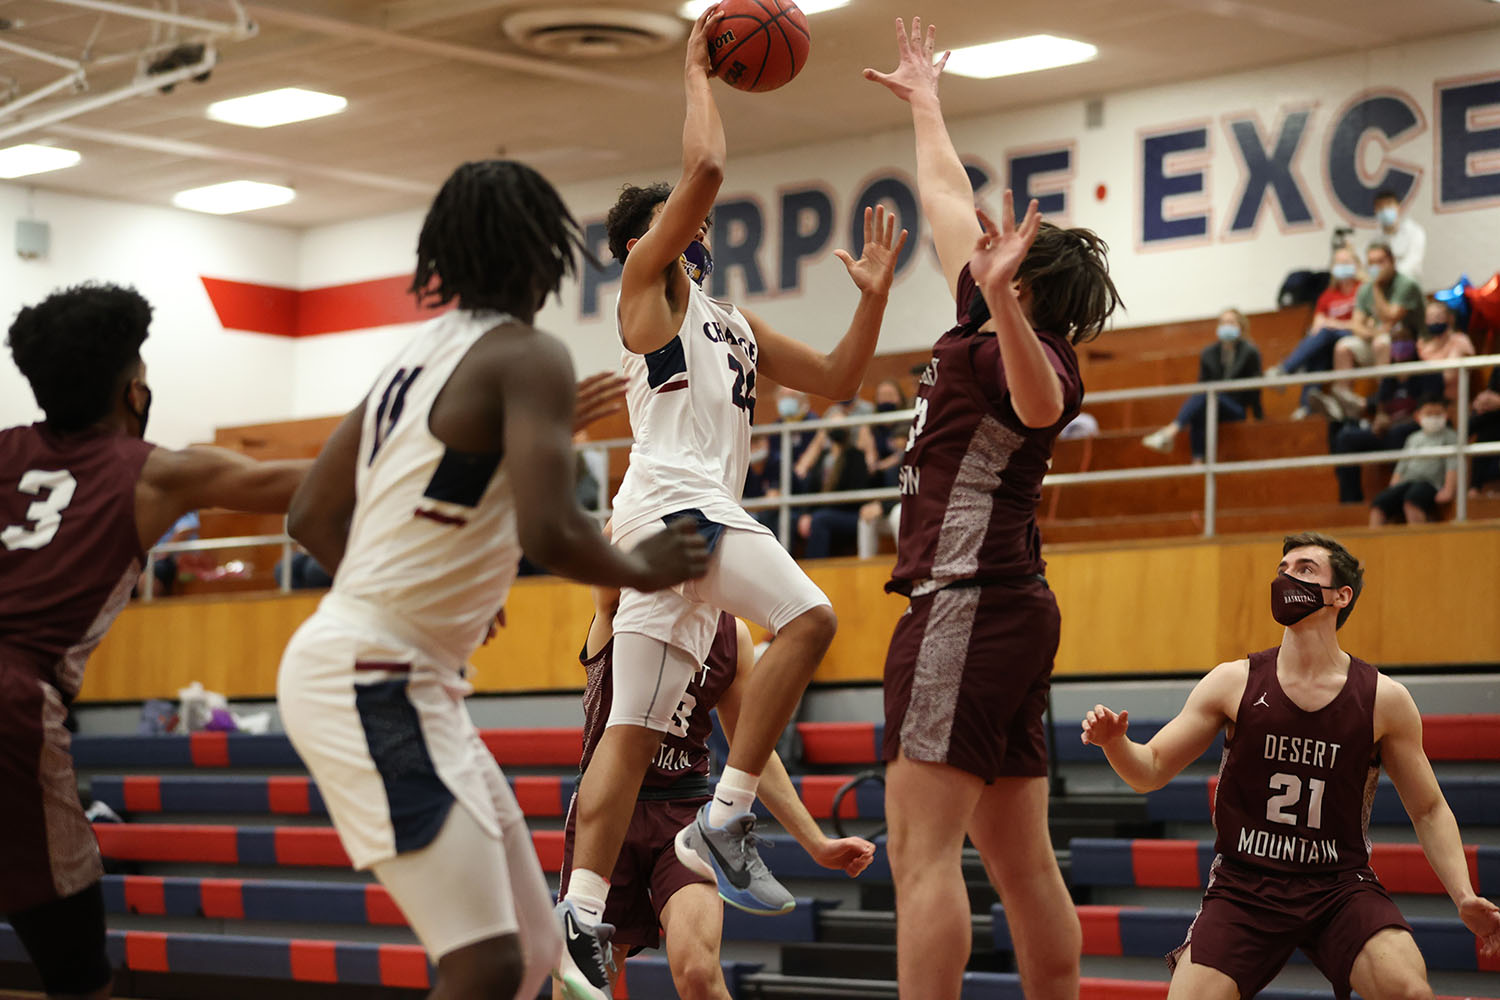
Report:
1142,308,1263,461
1470,368,1500,497
1268,245,1362,419
1330,358,1425,504
1374,187,1427,286
795,404,872,558
1369,394,1458,526
1331,241,1424,416
1417,300,1475,401
858,378,909,488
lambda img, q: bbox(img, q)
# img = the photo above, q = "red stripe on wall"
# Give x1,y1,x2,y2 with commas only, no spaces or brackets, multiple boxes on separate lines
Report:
201,274,447,338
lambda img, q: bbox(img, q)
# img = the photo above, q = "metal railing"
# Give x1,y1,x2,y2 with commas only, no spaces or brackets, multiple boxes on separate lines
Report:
138,353,1500,600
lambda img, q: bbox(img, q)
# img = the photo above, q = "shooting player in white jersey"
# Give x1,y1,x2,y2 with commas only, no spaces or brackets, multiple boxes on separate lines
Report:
557,9,907,997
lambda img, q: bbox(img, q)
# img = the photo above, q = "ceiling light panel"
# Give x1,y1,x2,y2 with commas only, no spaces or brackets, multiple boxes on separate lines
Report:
207,87,348,128
172,180,296,215
944,34,1098,80
0,144,82,179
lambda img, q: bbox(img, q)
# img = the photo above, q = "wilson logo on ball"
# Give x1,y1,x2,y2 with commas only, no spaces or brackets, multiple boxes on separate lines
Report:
706,0,810,94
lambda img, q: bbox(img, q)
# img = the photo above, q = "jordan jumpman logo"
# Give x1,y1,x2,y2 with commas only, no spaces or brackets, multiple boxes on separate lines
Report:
1253,693,1269,708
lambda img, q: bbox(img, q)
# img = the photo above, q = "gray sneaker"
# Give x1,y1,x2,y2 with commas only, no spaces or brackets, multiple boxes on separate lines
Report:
675,803,795,916
552,899,615,1000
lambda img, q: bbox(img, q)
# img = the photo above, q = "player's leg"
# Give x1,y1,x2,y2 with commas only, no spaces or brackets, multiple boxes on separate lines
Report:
660,883,733,1000
1347,928,1433,1000
481,749,562,1000
673,527,832,913
1165,946,1240,1000
885,750,985,1000
372,803,525,999
968,776,1079,1000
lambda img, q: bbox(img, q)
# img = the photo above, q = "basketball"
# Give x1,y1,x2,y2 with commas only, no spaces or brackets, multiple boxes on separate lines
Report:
707,0,810,94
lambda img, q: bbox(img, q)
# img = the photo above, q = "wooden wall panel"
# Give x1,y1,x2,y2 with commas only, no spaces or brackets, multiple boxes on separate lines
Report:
76,525,1500,702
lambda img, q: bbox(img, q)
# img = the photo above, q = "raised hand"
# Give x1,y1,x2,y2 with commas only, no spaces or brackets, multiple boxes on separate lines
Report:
834,204,909,298
863,16,948,104
1460,895,1500,957
814,836,877,877
1081,704,1129,748
970,191,1041,295
572,372,627,435
686,3,725,78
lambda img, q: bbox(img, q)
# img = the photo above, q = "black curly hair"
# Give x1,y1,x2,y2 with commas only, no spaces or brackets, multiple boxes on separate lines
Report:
410,160,592,315
7,282,151,432
604,182,673,264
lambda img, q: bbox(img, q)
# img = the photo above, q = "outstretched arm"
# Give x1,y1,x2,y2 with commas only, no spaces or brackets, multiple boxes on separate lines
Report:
865,16,978,301
1380,680,1500,956
716,622,876,876
619,5,727,355
751,205,908,400
970,199,1066,428
1081,660,1244,793
138,442,311,555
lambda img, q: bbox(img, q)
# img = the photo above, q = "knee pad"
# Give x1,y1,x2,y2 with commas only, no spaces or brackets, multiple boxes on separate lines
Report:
605,633,701,732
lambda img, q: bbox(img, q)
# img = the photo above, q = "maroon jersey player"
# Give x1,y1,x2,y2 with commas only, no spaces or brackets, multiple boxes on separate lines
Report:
1,283,308,1000
560,584,875,999
865,16,1122,1000
1083,532,1500,1000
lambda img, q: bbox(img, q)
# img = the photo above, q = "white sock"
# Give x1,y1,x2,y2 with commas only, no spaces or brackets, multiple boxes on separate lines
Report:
708,767,760,827
564,868,609,926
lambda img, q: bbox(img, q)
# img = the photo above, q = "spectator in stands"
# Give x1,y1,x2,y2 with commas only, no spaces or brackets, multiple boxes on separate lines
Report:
858,378,909,487
795,404,873,558
146,509,199,597
1141,308,1263,461
759,387,819,541
1418,300,1475,401
1330,362,1426,504
1268,246,1363,420
1374,187,1426,286
1369,394,1458,526
1331,241,1424,416
1470,369,1500,497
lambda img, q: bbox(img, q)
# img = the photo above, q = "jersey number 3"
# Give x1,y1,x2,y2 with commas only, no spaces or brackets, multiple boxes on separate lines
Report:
2,469,78,551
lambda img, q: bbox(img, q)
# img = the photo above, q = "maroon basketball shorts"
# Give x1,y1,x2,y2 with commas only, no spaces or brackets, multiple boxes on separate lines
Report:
882,578,1060,782
1168,857,1411,1000
0,662,103,914
560,794,710,951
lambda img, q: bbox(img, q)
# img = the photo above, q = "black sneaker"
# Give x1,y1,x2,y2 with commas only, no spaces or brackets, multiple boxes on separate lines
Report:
552,899,615,1000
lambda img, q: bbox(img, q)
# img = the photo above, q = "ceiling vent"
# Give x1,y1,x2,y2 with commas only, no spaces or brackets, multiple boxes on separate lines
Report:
502,7,685,60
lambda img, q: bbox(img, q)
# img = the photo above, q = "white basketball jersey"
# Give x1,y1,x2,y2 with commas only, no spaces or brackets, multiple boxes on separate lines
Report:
330,309,521,664
611,280,761,537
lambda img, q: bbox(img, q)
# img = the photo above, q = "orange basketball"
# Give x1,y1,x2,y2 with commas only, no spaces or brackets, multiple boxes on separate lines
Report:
707,0,811,94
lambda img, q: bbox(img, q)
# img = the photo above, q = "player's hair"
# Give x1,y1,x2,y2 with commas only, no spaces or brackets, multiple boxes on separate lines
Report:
410,160,592,315
1015,222,1124,345
605,182,673,263
1282,531,1363,629
1373,188,1399,205
6,282,151,432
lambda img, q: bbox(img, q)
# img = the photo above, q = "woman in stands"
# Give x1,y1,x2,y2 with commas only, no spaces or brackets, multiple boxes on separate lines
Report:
1142,308,1264,461
865,17,1122,1000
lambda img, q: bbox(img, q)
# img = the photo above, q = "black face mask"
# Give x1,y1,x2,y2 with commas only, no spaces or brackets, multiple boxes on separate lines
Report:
126,384,152,439
1424,322,1447,338
875,401,899,412
1271,571,1331,626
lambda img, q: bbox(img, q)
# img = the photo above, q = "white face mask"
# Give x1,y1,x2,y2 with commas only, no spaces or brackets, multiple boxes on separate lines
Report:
1419,415,1447,435
1377,206,1399,227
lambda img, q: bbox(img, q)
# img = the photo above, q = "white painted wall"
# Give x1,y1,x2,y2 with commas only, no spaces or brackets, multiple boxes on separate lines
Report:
5,27,1499,440
0,184,300,448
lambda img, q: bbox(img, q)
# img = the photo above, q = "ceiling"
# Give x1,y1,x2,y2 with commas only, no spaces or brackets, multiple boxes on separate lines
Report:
0,0,1497,228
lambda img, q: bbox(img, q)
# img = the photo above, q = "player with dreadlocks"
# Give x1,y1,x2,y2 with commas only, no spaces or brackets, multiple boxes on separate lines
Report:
277,159,709,1000
2,281,310,999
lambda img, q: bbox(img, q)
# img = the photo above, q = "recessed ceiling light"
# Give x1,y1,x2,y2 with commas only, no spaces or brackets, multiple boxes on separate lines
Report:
678,0,848,17
944,34,1098,80
0,143,81,179
206,87,347,128
172,180,295,215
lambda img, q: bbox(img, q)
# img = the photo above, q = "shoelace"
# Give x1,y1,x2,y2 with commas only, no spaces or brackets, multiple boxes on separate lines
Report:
727,822,776,874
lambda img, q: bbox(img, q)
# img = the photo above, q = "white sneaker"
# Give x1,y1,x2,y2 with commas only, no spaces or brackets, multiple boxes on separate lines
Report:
1330,384,1365,419
1142,427,1176,454
1304,390,1343,421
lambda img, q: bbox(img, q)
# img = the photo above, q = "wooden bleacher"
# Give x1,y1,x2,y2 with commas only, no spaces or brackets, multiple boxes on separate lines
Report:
164,304,1498,591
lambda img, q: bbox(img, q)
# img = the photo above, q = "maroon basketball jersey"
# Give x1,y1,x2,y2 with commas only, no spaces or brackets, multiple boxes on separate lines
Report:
578,613,739,797
1213,647,1380,874
888,264,1083,594
0,423,154,698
